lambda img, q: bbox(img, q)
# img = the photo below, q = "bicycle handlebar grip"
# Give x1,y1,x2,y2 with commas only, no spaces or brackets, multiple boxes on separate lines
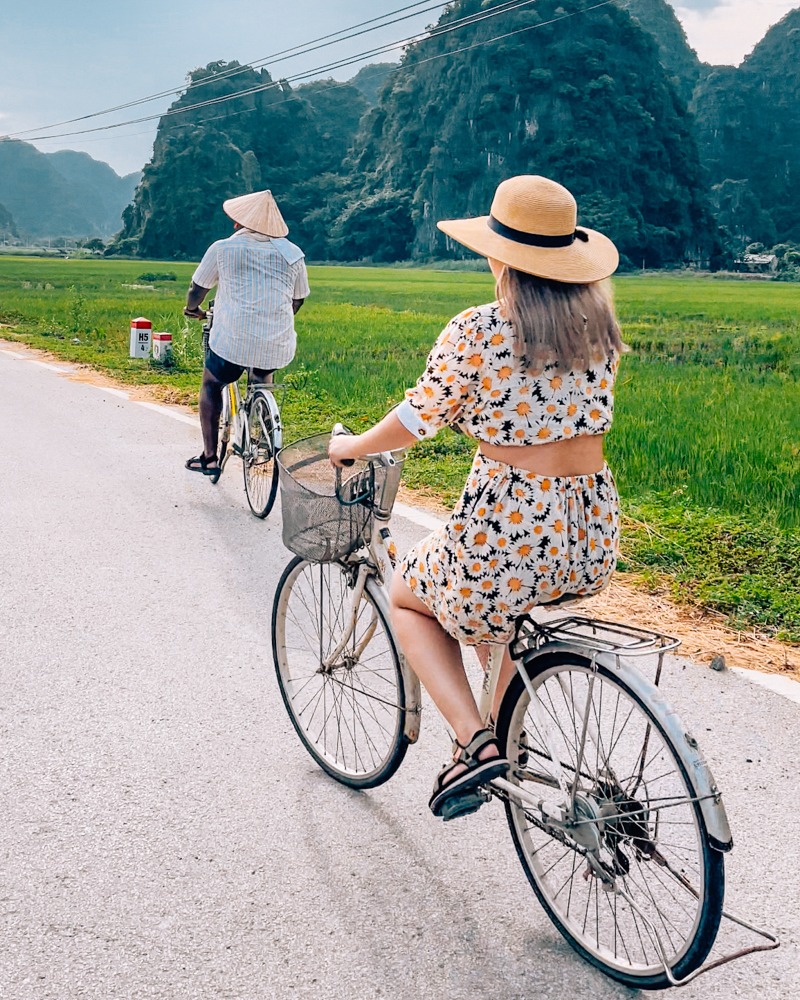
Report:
331,423,355,466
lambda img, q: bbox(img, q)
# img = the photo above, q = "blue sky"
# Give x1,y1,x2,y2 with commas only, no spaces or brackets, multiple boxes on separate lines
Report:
0,0,796,175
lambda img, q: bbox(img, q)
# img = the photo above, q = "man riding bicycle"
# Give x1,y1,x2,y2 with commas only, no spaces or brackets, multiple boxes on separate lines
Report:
184,188,309,482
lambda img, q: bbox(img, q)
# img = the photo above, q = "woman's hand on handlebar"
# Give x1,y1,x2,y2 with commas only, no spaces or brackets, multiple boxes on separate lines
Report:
330,411,416,468
183,306,207,320
328,431,360,468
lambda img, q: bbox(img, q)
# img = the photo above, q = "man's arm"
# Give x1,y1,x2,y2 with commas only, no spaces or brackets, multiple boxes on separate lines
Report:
292,298,305,315
184,282,210,318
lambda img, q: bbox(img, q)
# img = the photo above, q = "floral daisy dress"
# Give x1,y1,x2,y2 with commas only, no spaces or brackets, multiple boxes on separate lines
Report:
395,301,620,646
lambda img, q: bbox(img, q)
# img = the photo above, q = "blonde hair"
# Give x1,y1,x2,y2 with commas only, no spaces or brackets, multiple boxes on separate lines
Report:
496,266,623,373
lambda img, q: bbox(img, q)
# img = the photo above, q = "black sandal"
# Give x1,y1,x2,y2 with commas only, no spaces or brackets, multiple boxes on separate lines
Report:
429,728,509,821
185,453,221,484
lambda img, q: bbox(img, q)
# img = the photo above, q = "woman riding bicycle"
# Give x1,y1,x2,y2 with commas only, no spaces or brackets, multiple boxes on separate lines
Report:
329,175,623,820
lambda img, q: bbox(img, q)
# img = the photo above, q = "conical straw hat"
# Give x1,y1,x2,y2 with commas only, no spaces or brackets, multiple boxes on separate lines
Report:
437,175,618,283
223,189,289,238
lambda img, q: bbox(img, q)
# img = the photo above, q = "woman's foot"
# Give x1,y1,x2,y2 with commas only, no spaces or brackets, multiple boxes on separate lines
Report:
429,729,509,820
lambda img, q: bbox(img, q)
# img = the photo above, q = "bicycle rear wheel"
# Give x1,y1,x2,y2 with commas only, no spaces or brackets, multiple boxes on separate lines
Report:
495,651,724,990
243,392,279,518
272,556,408,788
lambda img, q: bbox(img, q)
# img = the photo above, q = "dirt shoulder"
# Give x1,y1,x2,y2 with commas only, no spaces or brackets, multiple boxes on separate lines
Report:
4,336,798,683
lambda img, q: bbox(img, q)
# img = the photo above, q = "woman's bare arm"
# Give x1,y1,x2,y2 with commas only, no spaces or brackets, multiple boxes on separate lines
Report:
328,410,416,466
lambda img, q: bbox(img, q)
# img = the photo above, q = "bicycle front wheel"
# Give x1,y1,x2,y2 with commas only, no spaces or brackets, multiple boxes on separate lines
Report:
495,651,724,990
243,392,279,518
271,557,408,788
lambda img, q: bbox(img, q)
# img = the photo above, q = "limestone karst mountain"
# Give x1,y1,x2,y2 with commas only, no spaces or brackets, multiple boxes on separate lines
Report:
333,0,714,264
693,7,800,245
109,1,800,261
0,140,139,239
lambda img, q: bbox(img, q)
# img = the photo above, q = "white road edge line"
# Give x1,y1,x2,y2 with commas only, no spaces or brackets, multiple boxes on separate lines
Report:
92,385,130,399
0,349,31,360
731,667,800,705
29,360,72,373
393,500,445,531
136,401,198,427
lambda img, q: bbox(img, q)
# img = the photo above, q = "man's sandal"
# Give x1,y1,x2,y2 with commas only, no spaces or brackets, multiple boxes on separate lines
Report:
429,728,509,821
185,453,222,484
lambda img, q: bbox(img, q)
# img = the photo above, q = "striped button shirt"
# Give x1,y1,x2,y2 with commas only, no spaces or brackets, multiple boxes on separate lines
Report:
193,230,310,370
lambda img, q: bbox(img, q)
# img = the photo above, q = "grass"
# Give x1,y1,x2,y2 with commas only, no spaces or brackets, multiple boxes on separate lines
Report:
2,258,799,642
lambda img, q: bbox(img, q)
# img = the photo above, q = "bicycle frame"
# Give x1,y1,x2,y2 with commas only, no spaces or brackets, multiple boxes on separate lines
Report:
220,376,283,472
335,496,423,744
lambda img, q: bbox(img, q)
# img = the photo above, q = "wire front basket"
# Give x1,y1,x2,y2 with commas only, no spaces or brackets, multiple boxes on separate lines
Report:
277,433,404,563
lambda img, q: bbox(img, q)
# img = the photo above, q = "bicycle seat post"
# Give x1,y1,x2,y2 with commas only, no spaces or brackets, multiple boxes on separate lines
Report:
477,644,506,727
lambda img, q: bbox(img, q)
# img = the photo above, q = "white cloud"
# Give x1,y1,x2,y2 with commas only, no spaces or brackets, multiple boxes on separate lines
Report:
672,1,799,65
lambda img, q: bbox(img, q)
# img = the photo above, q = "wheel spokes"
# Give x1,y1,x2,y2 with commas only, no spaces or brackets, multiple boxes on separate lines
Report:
279,563,401,777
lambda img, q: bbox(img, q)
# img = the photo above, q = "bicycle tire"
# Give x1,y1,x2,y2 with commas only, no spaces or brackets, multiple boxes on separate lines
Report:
272,556,408,789
243,392,279,519
495,650,724,990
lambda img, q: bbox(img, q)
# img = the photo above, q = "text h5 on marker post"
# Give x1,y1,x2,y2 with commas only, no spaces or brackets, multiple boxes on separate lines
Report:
130,317,151,358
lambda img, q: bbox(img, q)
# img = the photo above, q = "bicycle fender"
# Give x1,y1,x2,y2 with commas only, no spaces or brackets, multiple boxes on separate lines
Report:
521,642,733,853
255,389,283,450
398,653,423,744
366,581,422,744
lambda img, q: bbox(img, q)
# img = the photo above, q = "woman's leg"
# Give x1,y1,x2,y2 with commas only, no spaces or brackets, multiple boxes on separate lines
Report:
389,574,486,751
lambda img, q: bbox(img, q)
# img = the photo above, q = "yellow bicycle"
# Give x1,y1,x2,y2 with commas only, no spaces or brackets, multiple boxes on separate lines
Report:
202,307,282,519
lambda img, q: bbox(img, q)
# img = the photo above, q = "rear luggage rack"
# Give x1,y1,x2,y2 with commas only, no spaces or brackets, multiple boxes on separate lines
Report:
512,613,681,660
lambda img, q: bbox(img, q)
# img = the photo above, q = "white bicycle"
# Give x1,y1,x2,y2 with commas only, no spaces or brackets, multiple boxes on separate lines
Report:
270,429,778,990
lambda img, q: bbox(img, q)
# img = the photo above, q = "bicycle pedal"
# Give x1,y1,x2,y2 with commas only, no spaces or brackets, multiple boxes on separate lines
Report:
440,787,490,822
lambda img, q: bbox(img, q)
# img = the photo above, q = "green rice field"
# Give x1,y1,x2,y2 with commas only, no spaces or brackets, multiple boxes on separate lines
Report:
1,257,799,641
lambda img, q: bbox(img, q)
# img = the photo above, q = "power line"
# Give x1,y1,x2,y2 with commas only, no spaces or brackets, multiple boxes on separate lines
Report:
11,1,615,151
162,2,615,137
1,1,447,140
4,0,546,144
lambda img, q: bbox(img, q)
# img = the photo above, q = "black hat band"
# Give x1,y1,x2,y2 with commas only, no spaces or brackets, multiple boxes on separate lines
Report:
488,214,589,247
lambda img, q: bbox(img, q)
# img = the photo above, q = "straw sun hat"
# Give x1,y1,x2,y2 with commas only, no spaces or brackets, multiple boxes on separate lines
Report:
223,189,289,238
437,175,618,283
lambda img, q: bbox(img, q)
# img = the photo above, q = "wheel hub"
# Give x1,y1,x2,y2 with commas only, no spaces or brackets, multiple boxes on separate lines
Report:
592,783,654,875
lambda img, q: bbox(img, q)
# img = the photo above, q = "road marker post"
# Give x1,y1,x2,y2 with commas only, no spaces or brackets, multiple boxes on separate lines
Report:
152,332,172,361
130,317,152,358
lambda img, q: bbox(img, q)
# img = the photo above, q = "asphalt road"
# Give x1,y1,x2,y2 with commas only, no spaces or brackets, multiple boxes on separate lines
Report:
1,346,798,1000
